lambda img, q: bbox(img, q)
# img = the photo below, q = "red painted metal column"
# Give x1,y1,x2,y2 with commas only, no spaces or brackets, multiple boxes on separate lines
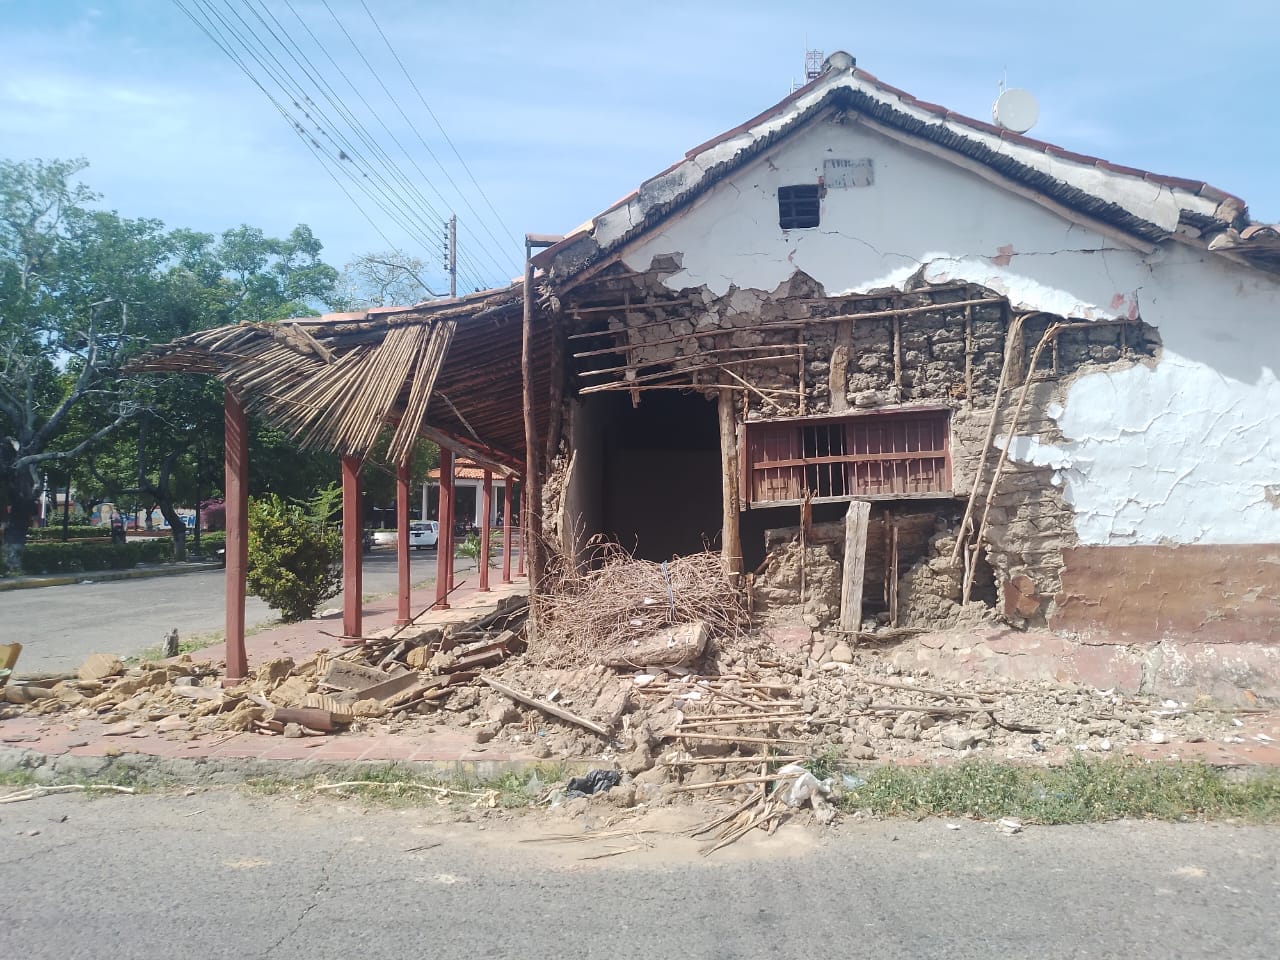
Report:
435,448,453,610
394,460,411,626
341,455,363,639
223,388,249,685
479,469,493,592
517,487,527,578
501,479,513,585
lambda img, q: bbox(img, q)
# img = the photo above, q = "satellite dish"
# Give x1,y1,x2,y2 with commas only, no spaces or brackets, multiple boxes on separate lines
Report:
992,88,1039,134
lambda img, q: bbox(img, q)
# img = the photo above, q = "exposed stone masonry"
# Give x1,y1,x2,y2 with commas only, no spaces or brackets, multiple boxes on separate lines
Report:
557,267,1161,630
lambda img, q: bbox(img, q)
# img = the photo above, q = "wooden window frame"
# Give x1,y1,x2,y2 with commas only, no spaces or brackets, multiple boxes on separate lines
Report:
778,184,821,229
742,406,953,508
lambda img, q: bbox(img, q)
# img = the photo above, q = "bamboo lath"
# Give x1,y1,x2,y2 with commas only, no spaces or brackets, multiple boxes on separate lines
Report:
129,316,456,460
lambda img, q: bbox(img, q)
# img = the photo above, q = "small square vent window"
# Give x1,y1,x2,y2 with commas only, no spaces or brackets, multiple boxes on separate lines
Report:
778,184,821,229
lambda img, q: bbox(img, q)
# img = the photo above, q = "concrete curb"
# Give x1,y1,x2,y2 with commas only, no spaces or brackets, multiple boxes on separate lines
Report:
0,746,589,788
0,562,215,592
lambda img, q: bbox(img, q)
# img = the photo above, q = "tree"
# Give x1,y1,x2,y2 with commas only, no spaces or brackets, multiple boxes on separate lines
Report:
76,220,343,560
0,158,162,565
335,250,438,309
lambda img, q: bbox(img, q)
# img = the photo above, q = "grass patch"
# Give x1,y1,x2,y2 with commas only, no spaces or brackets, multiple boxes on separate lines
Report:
839,757,1280,824
242,762,569,810
0,769,41,788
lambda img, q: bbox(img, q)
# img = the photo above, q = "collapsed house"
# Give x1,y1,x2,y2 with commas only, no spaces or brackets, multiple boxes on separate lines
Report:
523,52,1280,652
134,52,1279,694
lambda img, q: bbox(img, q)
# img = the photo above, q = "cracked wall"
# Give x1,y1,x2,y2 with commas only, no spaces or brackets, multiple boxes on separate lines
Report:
560,112,1280,643
615,112,1280,552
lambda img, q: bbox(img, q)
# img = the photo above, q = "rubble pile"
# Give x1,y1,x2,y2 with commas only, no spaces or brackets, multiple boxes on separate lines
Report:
0,569,1259,845
0,596,531,738
531,548,746,668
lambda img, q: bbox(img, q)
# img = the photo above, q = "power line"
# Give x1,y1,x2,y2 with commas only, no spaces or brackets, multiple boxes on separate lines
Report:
176,0,506,293
171,0,402,256
182,0,476,287
276,0,500,288
357,0,522,255
317,0,521,279
189,0,442,255
238,0,471,273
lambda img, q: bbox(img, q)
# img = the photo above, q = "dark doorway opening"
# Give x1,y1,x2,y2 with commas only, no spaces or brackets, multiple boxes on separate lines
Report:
598,390,722,562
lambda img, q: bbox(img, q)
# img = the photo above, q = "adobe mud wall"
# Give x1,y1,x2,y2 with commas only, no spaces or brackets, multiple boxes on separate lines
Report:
556,269,1167,631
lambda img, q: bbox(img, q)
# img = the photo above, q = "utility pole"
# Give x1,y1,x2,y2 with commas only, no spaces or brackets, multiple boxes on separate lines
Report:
443,214,457,297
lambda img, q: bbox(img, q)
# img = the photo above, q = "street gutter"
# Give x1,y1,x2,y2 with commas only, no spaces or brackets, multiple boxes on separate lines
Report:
0,562,216,592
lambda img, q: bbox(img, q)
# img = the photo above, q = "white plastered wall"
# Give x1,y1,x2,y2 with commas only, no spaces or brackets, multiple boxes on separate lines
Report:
618,118,1280,546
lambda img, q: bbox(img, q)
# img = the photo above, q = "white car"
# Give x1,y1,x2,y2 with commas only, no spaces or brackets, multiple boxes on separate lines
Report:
409,521,439,550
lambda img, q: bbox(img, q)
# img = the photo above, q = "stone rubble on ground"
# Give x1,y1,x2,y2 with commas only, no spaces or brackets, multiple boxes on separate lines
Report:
0,588,1260,830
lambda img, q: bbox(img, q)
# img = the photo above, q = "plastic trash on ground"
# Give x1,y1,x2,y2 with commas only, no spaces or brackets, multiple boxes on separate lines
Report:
564,769,622,799
772,763,839,823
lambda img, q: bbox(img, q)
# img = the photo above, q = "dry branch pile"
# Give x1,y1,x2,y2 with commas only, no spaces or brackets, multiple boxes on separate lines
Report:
530,547,746,668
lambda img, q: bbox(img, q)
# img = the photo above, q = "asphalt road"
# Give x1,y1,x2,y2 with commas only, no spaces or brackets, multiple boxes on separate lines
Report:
2,790,1276,960
0,548,463,674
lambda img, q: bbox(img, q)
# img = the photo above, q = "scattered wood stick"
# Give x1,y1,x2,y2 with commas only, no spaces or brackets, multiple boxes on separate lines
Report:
522,828,659,844
676,714,810,729
579,844,646,860
663,755,807,766
677,710,809,724
480,675,610,737
703,802,780,856
867,702,989,715
668,732,811,746
707,689,785,712
314,781,489,798
671,773,795,793
0,784,137,804
687,788,765,837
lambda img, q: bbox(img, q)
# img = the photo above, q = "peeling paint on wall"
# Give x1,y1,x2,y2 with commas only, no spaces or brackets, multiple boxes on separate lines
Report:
617,118,1280,549
1003,353,1280,545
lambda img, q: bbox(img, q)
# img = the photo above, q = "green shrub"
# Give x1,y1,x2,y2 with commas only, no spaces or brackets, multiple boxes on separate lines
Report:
191,531,226,554
19,539,173,575
246,488,342,622
27,525,111,542
457,532,500,563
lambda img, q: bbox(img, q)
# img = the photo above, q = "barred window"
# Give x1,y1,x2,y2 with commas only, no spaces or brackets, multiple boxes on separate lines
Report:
745,409,952,506
778,184,821,229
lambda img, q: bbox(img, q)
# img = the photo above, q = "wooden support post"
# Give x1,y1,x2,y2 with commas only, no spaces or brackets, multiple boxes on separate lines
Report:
502,480,514,584
892,315,902,392
222,388,249,685
395,460,411,626
518,488,527,578
839,499,871,632
341,455,363,639
521,244,543,593
718,388,743,583
479,469,493,592
797,331,807,415
435,448,453,609
888,520,900,628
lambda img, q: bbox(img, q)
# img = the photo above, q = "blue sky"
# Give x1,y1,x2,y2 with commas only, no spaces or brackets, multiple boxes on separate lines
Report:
3,1,1278,293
